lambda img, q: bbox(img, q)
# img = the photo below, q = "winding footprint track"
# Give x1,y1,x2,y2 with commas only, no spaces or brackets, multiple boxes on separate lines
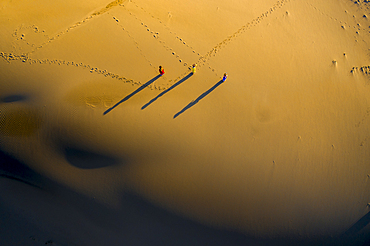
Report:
108,13,157,71
198,0,291,67
114,2,219,84
2,0,292,91
24,0,128,56
108,9,198,87
0,52,136,84
116,3,201,70
128,0,199,54
355,106,370,130
149,0,294,82
307,2,369,33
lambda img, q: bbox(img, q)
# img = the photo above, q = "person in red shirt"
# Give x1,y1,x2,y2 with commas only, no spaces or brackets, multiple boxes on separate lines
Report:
159,66,165,75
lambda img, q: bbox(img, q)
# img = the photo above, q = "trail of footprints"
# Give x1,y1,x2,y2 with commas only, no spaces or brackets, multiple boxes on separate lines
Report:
6,0,370,89
9,0,370,92
0,51,181,91
126,0,222,81
24,0,126,56
356,106,370,127
28,16,94,55
307,2,370,39
307,2,370,78
3,0,370,212
0,52,138,84
116,0,293,79
109,14,199,86
136,0,292,80
113,1,220,83
115,2,203,73
128,0,199,55
198,0,291,67
309,1,370,170
3,0,292,90
110,13,157,72
355,106,370,147
11,24,48,52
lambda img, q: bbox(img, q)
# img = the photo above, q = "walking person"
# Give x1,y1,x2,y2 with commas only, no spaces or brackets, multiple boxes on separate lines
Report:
222,73,228,82
192,64,197,74
159,66,165,75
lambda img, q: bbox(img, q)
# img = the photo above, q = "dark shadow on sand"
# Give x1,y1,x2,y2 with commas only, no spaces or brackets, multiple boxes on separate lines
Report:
0,94,29,103
1,147,369,245
64,147,120,169
174,79,224,119
343,211,370,238
0,150,45,189
141,73,193,110
104,74,161,115
323,211,370,246
0,148,265,246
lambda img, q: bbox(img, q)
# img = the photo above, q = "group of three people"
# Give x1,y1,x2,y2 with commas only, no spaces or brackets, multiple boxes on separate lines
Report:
159,64,228,81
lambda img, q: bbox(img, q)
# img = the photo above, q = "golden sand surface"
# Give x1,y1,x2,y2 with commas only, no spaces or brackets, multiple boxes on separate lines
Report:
1,0,370,245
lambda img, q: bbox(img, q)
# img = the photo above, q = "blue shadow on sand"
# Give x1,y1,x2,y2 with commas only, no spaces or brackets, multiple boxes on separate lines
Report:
103,74,162,115
0,150,45,189
1,148,370,245
0,94,29,103
64,147,120,169
174,79,224,119
141,73,193,110
323,211,370,246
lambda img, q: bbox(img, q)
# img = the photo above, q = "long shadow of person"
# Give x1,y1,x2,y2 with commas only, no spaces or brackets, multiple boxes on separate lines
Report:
141,73,193,110
174,79,224,119
103,74,162,115
323,211,370,246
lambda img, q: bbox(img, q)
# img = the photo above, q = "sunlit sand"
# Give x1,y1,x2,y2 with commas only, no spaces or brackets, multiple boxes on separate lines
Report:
1,0,370,245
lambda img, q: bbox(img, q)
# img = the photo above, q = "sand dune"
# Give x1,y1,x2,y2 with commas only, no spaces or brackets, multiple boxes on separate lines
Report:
1,0,370,245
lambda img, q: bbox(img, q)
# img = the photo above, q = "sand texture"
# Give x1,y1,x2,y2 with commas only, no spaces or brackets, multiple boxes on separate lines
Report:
1,0,370,245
